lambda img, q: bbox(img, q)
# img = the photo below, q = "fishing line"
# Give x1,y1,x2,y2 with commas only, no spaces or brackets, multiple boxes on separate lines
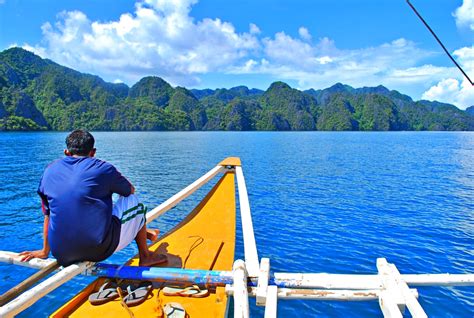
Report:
406,0,474,85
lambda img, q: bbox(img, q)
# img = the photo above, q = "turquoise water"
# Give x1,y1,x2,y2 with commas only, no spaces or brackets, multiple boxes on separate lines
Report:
0,132,473,317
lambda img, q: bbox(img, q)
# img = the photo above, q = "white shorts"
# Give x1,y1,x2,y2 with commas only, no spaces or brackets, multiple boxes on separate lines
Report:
112,194,147,252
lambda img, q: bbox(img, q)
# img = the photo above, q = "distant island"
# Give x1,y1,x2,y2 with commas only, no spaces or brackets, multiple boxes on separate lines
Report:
1,47,473,131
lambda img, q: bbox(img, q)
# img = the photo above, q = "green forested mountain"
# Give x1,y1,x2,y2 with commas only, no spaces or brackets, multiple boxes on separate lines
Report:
1,47,473,131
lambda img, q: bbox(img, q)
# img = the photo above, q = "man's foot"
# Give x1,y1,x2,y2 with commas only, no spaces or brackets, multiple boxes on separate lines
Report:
139,251,167,267
146,229,160,242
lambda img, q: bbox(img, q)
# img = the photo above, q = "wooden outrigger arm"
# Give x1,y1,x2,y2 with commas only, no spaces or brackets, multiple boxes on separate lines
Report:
3,254,473,289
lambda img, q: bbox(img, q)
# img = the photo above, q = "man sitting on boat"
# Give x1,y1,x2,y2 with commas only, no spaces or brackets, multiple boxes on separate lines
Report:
19,129,167,267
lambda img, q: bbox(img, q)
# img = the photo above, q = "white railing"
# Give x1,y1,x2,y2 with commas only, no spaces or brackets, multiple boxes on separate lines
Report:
235,166,259,277
227,258,474,318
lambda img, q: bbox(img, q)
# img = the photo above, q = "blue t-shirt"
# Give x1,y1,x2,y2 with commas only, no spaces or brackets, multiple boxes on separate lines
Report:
38,156,132,266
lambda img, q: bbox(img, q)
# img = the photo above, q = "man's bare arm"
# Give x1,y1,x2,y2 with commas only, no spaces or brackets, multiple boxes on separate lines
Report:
19,215,50,261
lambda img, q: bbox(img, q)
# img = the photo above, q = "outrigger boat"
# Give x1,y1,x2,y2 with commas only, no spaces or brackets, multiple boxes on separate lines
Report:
0,157,473,318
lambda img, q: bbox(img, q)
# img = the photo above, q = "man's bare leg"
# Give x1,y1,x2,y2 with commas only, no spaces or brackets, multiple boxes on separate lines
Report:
136,226,167,266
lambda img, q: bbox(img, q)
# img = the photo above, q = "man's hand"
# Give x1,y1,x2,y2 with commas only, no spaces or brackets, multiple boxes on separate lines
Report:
131,184,135,194
19,249,49,262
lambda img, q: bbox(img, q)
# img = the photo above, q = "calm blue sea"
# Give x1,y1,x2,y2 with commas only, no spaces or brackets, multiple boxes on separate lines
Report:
0,132,473,317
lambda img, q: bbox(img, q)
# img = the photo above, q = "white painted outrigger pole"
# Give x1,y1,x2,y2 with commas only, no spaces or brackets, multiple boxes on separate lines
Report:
235,166,259,277
146,165,225,223
377,258,427,318
271,272,474,289
233,259,250,318
0,262,92,318
0,251,56,270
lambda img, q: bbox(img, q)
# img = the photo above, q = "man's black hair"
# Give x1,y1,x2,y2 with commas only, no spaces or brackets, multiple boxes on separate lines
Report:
66,130,95,156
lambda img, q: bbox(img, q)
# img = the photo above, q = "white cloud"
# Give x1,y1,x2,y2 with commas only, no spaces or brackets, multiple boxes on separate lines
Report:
422,78,474,109
421,45,474,109
453,0,474,31
249,23,260,35
262,32,317,68
298,27,311,41
21,0,472,105
453,45,474,71
0,0,5,5
27,0,259,85
230,34,440,96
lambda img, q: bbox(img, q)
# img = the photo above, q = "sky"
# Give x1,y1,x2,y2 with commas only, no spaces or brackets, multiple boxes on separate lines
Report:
0,0,473,109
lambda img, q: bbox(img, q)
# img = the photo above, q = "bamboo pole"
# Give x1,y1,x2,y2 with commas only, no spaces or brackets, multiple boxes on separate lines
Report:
2,252,473,289
0,251,56,270
233,259,249,318
145,165,225,223
0,260,59,306
226,286,420,301
377,258,427,318
272,272,474,289
0,262,92,318
256,258,270,306
264,285,278,318
235,166,259,277
403,273,474,286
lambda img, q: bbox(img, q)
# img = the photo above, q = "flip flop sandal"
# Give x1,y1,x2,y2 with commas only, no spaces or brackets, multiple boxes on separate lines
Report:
122,283,153,307
89,281,124,305
163,285,209,298
163,302,186,318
